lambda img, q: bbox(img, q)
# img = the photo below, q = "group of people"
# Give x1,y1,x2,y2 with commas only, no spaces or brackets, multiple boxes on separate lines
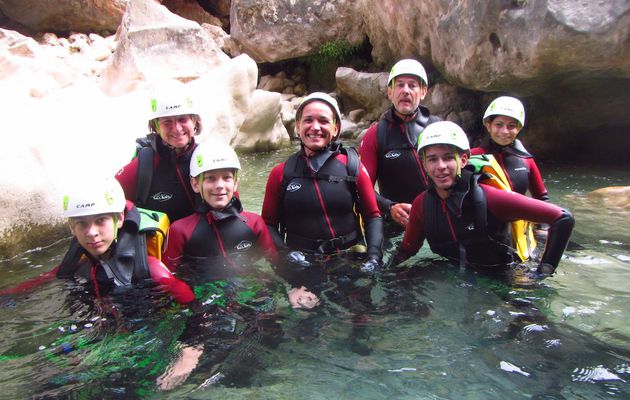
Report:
4,58,575,388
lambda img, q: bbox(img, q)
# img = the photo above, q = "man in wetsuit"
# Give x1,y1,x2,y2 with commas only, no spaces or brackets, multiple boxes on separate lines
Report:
359,58,441,230
390,121,574,276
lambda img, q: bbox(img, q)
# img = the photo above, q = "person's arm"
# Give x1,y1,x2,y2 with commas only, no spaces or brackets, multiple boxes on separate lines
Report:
358,124,379,187
356,160,384,266
0,265,60,296
526,158,549,201
162,216,197,272
243,212,280,263
390,193,426,266
147,256,195,305
484,185,574,273
114,157,140,202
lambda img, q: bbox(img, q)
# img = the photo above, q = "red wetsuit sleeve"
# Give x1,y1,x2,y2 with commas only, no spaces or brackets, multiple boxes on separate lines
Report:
147,256,194,304
356,160,381,219
242,211,279,262
524,158,549,200
162,214,200,271
359,123,379,187
0,265,60,295
400,192,427,255
261,163,286,228
470,147,486,156
115,158,140,202
483,184,563,223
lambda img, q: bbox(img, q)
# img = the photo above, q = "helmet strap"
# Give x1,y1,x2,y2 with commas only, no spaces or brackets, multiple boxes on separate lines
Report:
455,153,462,178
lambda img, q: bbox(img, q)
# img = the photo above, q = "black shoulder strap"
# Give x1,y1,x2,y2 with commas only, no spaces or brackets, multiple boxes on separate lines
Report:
56,237,86,278
469,173,488,237
135,146,154,207
376,119,388,165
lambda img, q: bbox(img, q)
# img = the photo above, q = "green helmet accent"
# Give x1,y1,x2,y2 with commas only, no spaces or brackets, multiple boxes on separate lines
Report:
63,178,126,218
190,139,241,177
417,121,470,153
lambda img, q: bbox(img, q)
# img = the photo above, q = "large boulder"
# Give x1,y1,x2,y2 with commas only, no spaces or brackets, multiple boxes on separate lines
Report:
360,0,630,159
362,0,629,91
100,0,229,96
0,0,126,33
335,67,389,120
230,0,365,62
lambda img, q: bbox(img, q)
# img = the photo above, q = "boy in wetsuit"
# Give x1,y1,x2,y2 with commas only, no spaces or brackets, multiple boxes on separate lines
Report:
391,121,574,276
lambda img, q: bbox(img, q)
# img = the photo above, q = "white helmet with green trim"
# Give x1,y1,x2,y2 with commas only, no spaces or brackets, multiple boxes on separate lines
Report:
63,178,126,218
296,92,342,126
149,79,198,121
483,96,525,127
190,139,241,178
388,59,428,86
417,121,470,153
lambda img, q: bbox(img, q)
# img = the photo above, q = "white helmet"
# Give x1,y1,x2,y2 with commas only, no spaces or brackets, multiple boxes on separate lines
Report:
417,121,470,153
149,79,198,121
483,96,525,127
190,139,241,177
296,92,342,125
388,59,429,86
63,178,126,218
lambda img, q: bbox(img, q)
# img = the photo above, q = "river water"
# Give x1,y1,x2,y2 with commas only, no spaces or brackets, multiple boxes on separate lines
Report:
1,141,629,399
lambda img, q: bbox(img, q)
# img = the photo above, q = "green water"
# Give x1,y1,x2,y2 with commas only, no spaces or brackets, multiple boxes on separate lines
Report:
1,141,629,399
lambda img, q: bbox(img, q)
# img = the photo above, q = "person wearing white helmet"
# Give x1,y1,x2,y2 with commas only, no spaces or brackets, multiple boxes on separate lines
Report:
390,121,575,277
162,139,278,274
359,58,441,231
472,96,549,201
0,178,195,304
261,92,383,311
116,79,202,223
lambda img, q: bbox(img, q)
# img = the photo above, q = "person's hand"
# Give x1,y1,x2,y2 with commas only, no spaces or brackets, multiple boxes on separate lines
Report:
360,256,380,275
157,345,204,390
288,286,320,309
286,250,310,267
390,203,412,227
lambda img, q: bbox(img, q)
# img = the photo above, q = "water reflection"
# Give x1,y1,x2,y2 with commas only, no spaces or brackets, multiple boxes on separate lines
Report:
1,145,629,398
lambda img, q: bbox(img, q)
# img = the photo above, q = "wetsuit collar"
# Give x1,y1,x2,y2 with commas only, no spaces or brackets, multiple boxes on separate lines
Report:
199,196,245,221
487,138,533,158
304,141,340,173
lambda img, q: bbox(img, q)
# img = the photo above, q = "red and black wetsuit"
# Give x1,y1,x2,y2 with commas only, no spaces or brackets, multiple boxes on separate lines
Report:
359,106,440,213
115,134,198,222
471,139,548,201
163,197,278,282
262,144,382,260
397,169,573,270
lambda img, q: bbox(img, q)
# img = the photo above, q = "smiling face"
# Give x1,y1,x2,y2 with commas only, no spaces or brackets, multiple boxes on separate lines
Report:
485,115,521,147
191,168,238,210
387,75,428,118
155,114,197,152
296,101,340,156
69,213,124,258
421,145,469,199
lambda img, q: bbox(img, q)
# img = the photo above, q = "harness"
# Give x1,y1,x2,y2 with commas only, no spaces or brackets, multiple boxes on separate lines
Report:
423,168,515,269
134,135,155,207
375,107,440,202
279,143,363,254
57,205,151,287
